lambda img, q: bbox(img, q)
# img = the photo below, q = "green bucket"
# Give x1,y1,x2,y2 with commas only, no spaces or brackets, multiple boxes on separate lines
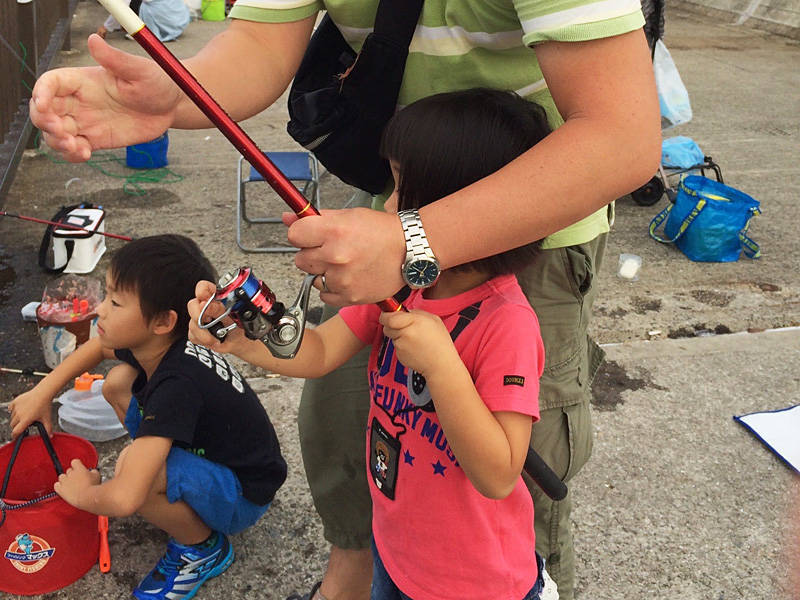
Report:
201,0,225,21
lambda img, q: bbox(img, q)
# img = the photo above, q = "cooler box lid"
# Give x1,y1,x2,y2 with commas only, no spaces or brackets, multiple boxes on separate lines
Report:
54,208,105,238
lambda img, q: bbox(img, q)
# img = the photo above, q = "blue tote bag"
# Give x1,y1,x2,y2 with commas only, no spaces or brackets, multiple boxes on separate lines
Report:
649,175,761,262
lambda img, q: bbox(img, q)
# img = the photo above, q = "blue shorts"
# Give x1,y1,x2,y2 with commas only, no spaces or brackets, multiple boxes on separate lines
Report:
124,398,270,535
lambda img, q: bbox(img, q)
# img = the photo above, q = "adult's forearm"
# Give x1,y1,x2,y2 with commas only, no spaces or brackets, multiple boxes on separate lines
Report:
421,112,661,270
421,30,661,270
171,17,316,129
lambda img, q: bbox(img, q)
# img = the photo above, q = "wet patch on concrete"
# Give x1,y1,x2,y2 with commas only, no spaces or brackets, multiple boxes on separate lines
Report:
591,360,667,411
108,517,166,590
595,305,629,319
111,569,143,593
0,248,15,304
667,323,733,339
690,289,734,307
631,296,662,314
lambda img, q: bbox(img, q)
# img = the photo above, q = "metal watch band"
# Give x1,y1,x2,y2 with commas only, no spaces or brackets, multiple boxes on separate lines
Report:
398,209,437,262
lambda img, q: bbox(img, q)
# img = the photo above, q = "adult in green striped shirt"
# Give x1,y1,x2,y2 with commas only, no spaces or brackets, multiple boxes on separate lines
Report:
29,1,661,598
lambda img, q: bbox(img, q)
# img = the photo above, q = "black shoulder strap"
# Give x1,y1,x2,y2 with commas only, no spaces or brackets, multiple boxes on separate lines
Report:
450,301,483,341
373,0,424,46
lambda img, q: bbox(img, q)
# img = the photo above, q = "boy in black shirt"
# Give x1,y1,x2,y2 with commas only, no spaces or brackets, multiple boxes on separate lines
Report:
8,234,286,600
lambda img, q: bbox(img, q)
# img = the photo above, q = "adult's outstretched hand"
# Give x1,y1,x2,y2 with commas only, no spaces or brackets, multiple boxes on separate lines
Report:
30,34,180,162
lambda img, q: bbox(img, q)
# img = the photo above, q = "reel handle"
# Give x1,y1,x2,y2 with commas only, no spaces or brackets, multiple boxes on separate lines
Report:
197,296,236,341
264,274,316,359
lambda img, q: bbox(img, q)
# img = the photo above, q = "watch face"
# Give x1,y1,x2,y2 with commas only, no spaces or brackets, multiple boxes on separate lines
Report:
405,259,440,288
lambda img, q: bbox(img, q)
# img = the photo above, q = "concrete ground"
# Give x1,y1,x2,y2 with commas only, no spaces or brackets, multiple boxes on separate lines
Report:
0,2,798,599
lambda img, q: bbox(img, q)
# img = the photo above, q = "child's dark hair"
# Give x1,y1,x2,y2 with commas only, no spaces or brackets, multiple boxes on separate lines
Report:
109,234,217,339
380,88,551,276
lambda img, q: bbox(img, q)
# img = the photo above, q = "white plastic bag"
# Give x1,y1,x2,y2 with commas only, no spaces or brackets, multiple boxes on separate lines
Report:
653,40,692,129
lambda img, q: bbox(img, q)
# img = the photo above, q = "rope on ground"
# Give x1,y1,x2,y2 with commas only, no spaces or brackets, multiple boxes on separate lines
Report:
35,132,184,196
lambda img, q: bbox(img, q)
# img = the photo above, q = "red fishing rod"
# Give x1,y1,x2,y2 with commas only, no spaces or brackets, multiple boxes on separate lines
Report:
0,210,133,241
96,0,401,313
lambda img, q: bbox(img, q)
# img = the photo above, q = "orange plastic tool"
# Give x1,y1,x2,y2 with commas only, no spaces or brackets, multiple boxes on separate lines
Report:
98,516,111,573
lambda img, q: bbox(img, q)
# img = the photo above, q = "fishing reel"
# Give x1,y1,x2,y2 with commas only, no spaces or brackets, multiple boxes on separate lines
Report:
197,267,315,359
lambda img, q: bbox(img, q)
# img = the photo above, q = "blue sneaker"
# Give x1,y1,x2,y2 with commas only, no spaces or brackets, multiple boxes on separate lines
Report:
133,532,234,600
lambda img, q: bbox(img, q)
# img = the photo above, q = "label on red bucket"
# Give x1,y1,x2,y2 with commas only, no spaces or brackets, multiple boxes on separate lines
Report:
4,533,56,574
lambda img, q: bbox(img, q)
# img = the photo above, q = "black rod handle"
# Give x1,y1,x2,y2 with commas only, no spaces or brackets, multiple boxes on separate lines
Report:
523,447,568,501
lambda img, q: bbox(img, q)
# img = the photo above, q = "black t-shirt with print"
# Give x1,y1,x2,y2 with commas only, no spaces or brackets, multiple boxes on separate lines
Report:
115,338,287,505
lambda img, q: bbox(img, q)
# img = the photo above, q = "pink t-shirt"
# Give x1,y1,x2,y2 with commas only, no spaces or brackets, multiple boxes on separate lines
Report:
340,274,544,600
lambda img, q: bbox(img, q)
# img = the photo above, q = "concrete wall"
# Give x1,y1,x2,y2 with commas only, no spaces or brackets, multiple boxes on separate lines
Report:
672,0,800,39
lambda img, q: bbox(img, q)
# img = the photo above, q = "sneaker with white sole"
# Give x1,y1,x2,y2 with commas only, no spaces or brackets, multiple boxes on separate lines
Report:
133,531,234,600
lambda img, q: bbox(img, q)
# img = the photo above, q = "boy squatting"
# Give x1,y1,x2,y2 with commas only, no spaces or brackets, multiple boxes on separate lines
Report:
8,234,287,600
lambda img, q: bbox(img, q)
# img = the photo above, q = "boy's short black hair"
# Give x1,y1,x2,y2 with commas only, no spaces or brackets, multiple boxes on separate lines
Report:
380,88,552,277
109,234,217,339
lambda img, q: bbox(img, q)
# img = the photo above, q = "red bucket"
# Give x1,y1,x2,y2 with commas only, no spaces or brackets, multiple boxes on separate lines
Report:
0,423,99,596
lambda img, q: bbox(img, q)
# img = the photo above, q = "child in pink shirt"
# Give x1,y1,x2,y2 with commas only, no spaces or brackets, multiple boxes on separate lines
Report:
190,88,553,600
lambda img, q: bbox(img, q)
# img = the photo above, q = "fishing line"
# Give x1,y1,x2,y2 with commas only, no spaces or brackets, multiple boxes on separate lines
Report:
0,32,38,80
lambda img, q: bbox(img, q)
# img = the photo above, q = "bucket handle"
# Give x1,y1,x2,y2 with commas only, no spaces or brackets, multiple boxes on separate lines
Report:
0,421,64,500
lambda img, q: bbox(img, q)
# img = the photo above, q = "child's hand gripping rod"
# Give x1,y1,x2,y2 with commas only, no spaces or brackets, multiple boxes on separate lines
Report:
95,0,401,312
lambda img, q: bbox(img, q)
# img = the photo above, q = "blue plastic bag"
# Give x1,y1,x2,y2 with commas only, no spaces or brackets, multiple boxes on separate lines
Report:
654,40,693,129
662,136,705,169
649,175,761,262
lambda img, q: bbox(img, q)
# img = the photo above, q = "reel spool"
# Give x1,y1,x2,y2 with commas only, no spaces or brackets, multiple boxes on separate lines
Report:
198,267,315,359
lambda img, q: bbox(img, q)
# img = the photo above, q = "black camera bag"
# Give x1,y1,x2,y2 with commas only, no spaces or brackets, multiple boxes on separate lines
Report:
286,2,423,194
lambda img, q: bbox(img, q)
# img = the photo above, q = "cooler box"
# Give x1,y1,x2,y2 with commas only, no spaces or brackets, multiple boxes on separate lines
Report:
52,207,106,274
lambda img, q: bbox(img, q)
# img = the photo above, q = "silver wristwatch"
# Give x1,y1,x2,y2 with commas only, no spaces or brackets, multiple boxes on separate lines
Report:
398,209,440,289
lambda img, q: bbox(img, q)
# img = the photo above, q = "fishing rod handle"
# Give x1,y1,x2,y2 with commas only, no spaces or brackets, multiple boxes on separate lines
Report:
524,447,568,501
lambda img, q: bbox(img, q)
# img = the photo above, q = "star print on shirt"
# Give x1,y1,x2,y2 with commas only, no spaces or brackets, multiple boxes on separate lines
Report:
404,450,415,465
432,460,447,476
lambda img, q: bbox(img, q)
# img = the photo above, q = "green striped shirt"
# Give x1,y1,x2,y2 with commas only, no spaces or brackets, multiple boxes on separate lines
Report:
230,0,644,248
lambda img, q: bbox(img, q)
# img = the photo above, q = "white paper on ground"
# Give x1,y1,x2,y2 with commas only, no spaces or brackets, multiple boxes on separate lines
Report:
734,404,800,473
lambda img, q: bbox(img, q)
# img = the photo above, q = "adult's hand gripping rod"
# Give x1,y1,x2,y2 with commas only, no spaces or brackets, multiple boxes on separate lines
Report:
95,0,401,312
95,0,565,501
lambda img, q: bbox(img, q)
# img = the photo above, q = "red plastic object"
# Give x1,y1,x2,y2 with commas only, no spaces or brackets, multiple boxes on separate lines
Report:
0,433,99,596
98,516,110,573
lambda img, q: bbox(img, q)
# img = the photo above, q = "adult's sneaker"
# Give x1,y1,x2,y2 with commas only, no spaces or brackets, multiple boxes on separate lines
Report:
133,531,234,600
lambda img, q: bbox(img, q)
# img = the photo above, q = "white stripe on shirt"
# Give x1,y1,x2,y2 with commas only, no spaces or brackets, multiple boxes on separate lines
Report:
521,0,643,33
